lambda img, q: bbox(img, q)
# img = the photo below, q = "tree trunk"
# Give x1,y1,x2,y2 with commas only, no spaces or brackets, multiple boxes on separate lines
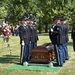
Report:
38,18,42,34
45,23,48,33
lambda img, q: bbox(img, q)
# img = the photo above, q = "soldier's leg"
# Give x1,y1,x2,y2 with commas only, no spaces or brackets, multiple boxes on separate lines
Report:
29,43,34,61
54,44,60,65
22,44,27,64
73,41,75,51
63,42,69,60
62,44,65,62
34,42,37,48
58,45,64,66
25,44,29,61
29,42,34,50
20,44,26,65
20,45,23,64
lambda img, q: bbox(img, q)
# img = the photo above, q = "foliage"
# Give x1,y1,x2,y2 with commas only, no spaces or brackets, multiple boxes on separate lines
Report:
0,0,75,31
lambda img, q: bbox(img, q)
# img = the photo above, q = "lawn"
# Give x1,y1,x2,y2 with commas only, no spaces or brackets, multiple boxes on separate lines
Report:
0,33,75,75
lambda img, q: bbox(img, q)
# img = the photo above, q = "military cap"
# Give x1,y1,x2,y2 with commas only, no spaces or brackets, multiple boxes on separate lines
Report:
63,18,66,21
60,18,66,21
23,16,29,21
60,18,63,21
53,16,60,22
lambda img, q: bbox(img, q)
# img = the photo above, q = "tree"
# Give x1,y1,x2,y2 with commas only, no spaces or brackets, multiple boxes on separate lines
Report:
0,0,8,18
6,0,26,25
0,0,75,31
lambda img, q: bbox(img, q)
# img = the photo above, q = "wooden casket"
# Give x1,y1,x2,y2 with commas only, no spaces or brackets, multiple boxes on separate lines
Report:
31,43,55,63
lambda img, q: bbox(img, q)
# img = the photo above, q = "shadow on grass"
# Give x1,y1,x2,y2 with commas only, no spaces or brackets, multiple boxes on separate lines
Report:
0,55,19,64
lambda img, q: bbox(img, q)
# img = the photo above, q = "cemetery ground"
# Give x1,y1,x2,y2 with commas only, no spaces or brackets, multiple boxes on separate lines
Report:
0,33,75,75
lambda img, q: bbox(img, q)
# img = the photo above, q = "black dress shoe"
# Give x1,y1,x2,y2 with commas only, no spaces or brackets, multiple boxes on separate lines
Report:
65,58,69,60
53,63,59,66
59,65,63,67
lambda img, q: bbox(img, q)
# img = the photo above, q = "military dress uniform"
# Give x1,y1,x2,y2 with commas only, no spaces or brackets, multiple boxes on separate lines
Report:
49,24,60,65
63,23,69,60
30,24,35,49
26,23,32,61
71,26,75,51
60,18,69,60
33,24,38,47
29,22,38,61
54,22,65,66
18,23,30,65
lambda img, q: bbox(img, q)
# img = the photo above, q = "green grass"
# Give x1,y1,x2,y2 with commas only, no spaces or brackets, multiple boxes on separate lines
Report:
0,33,75,75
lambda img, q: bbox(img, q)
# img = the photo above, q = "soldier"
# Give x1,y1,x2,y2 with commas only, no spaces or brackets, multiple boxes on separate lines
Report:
28,19,34,61
49,17,60,66
28,19,38,61
51,17,64,66
60,18,69,60
71,24,75,51
33,20,38,47
18,18,29,65
25,19,31,62
30,20,34,46
54,17,65,66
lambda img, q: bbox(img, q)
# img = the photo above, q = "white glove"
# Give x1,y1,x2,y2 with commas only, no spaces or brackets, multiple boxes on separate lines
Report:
22,40,24,46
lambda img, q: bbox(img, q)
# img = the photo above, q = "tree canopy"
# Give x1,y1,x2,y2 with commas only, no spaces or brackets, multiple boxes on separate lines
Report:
0,0,75,32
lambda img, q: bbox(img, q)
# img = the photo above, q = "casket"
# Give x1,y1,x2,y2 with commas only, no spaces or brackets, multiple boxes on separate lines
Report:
31,43,55,63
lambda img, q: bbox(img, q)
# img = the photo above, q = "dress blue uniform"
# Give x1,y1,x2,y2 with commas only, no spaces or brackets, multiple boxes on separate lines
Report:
71,26,75,51
49,24,60,66
18,22,30,64
63,23,69,60
60,18,69,60
54,22,65,66
29,22,38,61
33,24,38,47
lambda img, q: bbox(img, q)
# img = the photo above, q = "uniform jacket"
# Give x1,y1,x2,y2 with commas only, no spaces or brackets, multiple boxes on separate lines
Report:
64,24,69,43
71,28,75,40
54,23,65,45
49,25,57,44
30,24,38,43
18,24,30,44
30,24,35,43
33,25,39,43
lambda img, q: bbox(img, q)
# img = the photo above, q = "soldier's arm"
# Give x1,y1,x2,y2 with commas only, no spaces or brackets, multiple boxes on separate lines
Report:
53,26,60,36
18,26,24,40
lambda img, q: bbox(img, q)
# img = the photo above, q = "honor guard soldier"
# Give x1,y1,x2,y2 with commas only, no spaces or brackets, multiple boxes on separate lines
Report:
54,17,65,66
33,20,38,47
28,19,34,61
28,19,39,61
71,24,75,51
60,18,69,60
18,18,29,65
49,17,60,66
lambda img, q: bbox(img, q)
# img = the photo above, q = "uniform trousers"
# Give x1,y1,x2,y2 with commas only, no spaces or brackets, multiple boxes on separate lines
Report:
29,42,37,61
63,42,69,60
53,44,60,65
57,44,64,65
22,44,29,63
73,40,75,51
